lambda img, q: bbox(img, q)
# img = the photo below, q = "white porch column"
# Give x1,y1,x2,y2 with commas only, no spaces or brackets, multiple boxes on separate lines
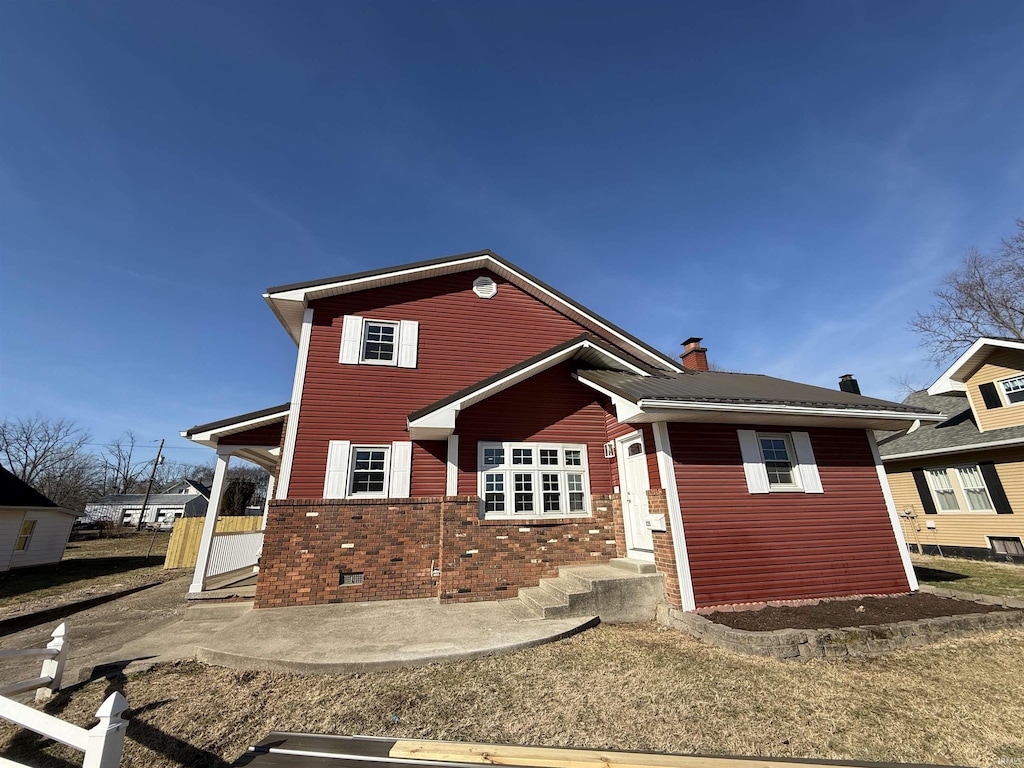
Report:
189,450,231,594
262,474,276,530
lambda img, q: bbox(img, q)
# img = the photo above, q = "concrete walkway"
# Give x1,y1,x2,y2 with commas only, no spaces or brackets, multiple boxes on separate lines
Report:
0,577,598,684
194,599,598,674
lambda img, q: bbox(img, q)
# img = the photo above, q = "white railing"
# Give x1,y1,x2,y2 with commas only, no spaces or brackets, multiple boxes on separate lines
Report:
0,624,127,768
206,530,264,578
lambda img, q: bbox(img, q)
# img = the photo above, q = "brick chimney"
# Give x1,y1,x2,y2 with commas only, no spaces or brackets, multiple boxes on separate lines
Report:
680,337,709,371
839,374,861,395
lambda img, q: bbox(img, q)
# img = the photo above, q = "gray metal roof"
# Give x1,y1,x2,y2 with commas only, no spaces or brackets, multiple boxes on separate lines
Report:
877,390,1024,459
578,369,933,413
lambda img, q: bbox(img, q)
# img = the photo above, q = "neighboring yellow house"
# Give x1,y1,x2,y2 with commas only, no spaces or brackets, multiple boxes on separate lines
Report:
878,337,1024,563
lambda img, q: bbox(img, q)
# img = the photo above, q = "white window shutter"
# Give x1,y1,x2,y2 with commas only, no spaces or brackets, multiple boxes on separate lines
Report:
339,316,363,364
324,440,352,498
737,430,770,494
390,441,412,498
791,431,824,493
397,320,419,369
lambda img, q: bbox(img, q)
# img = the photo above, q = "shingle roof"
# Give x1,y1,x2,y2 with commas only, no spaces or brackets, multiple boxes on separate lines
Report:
876,390,1024,459
578,369,934,413
0,465,61,509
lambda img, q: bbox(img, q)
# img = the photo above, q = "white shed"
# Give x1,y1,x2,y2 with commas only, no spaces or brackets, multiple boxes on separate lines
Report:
0,465,78,572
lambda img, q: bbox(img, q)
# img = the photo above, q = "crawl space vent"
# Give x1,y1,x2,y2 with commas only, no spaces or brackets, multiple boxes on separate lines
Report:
339,572,365,586
472,276,497,299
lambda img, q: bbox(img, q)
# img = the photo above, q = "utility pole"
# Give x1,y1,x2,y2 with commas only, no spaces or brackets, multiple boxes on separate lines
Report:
135,439,164,532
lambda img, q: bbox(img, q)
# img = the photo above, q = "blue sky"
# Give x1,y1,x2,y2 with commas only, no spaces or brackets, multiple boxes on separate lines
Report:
1,0,1022,464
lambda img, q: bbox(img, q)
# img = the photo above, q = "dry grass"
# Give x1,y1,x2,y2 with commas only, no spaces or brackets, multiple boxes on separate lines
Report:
912,553,1024,599
0,533,178,616
2,623,1022,768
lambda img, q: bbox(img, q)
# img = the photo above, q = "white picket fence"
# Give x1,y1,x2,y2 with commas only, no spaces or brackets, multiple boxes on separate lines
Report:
0,623,127,768
207,530,264,578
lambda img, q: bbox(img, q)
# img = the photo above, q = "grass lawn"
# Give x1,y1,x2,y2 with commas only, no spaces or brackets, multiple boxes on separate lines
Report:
1,623,1022,768
0,532,177,614
912,553,1024,599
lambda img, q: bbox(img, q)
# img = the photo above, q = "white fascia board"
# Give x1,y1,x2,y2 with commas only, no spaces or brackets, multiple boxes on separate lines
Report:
265,254,682,373
637,400,945,423
182,409,290,448
407,340,648,437
573,375,645,420
927,337,1024,395
878,435,1024,462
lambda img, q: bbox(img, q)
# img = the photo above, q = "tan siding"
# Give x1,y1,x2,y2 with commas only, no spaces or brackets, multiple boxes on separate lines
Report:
965,348,1024,432
886,448,1024,551
164,516,263,569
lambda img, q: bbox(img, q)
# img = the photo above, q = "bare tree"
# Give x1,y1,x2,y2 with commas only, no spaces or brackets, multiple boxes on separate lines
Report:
0,416,100,511
911,218,1024,362
100,431,153,495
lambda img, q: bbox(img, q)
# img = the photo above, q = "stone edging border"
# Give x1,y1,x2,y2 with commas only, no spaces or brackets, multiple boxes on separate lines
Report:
657,586,1024,661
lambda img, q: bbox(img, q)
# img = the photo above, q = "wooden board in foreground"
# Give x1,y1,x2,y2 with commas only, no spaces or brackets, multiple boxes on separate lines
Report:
389,739,952,768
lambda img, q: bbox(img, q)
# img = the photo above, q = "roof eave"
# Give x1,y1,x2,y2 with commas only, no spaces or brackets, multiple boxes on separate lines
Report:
928,337,1024,394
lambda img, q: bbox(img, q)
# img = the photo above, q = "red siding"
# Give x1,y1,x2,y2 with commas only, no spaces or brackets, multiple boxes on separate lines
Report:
289,269,600,497
455,362,618,495
411,441,447,496
219,422,284,447
667,423,910,607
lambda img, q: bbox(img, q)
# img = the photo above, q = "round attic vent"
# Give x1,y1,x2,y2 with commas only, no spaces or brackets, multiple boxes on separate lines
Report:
472,276,497,299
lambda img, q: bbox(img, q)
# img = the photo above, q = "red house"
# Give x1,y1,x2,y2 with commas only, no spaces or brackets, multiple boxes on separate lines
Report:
183,250,940,614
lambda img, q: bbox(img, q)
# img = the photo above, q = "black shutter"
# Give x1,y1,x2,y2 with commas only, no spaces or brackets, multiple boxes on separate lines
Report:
980,462,1013,514
912,468,938,515
979,382,1003,409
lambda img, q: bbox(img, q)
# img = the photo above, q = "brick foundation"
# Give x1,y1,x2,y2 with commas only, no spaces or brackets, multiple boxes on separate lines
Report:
647,489,683,609
256,494,622,608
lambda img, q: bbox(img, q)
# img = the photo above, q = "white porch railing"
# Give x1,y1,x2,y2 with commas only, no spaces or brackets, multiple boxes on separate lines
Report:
206,530,264,578
0,624,127,768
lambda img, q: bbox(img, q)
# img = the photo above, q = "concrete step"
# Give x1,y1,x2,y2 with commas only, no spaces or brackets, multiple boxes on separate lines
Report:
500,597,543,621
517,586,573,619
609,557,658,574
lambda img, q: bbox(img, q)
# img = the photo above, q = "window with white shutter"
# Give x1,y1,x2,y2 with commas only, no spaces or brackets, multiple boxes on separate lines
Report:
736,430,823,494
339,315,419,369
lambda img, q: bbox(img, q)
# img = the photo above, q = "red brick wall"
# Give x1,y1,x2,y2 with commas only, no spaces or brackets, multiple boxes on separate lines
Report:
667,423,911,607
438,494,621,602
647,489,682,609
256,493,624,608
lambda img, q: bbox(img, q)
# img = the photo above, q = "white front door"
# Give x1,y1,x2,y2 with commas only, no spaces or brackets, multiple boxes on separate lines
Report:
620,434,654,559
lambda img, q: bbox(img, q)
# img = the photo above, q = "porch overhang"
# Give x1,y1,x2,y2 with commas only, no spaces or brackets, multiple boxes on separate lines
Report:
407,335,650,440
181,404,289,471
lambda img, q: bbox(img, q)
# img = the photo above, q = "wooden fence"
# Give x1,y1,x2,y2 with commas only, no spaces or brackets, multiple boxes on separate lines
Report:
164,516,263,570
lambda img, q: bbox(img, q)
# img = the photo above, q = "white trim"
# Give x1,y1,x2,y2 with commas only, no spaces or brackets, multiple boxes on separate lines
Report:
340,315,364,364
359,319,400,366
573,375,646,420
445,435,459,496
190,452,230,594
615,430,654,561
323,440,352,499
927,337,1024,395
652,422,696,612
736,430,770,494
996,372,1024,408
638,399,943,423
397,320,419,369
263,253,684,373
276,307,314,498
347,445,392,498
389,441,412,498
878,435,1024,461
180,408,289,447
408,339,650,439
790,431,824,494
867,432,919,591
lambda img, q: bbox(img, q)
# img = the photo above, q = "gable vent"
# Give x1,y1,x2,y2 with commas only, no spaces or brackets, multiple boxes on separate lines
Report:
472,276,497,299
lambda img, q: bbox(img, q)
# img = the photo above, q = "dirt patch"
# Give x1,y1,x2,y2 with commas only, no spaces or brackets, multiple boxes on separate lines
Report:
706,593,1002,631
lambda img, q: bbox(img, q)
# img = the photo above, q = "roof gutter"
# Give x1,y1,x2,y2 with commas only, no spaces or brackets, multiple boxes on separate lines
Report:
636,399,945,423
879,435,1024,462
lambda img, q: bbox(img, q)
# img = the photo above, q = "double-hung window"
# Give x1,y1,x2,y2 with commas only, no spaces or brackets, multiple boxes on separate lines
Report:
478,442,590,518
736,430,823,494
1000,374,1024,405
924,465,996,513
758,434,800,490
15,520,35,552
350,447,390,495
